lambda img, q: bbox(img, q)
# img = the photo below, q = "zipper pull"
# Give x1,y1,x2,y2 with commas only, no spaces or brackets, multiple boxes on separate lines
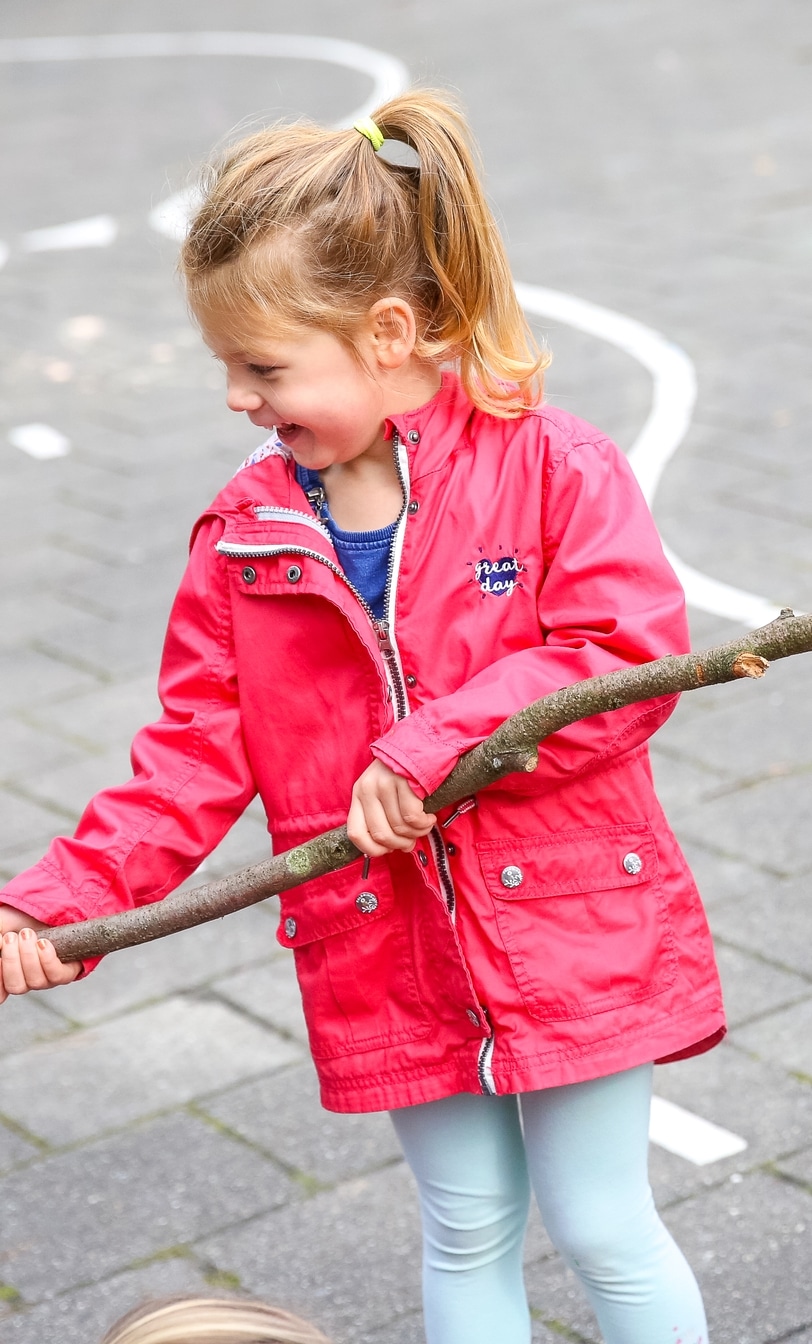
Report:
304,484,327,517
374,621,396,657
442,797,478,828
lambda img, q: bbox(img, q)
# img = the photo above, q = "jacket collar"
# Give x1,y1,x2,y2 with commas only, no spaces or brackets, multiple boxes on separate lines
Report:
384,370,476,478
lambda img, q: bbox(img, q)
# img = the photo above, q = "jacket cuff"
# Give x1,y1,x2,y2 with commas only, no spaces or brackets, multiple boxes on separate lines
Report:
1,868,105,977
371,716,464,798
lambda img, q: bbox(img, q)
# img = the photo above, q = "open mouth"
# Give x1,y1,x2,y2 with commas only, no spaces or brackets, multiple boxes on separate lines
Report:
275,422,299,439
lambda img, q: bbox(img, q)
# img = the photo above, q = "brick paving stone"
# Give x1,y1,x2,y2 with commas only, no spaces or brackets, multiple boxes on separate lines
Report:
14,749,142,823
0,1125,38,1177
0,789,74,862
0,997,304,1145
0,717,85,785
674,773,812,879
33,611,167,684
201,1060,405,1187
199,1164,423,1343
664,1169,812,1344
0,993,72,1059
712,940,811,1029
25,674,160,754
0,1256,216,1344
676,839,766,913
0,1111,299,1302
649,1043,812,1206
525,1257,600,1343
649,745,730,818
775,1144,812,1188
732,998,812,1078
59,556,185,621
356,1312,426,1344
0,647,99,717
46,904,279,1025
212,952,310,1046
709,873,812,979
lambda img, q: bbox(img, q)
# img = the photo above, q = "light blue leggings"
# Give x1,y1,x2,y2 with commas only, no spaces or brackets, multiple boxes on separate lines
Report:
390,1064,707,1344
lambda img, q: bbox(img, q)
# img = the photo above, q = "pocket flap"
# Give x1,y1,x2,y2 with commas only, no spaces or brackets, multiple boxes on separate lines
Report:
277,860,395,947
477,823,658,901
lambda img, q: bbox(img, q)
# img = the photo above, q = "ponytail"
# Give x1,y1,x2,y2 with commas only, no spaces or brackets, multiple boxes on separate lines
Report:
369,91,547,413
182,90,548,417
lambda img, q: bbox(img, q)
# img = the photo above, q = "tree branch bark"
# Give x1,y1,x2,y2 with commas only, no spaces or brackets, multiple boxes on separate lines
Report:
39,608,812,964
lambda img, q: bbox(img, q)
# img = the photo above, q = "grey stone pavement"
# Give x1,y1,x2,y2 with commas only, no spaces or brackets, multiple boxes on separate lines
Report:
1,1,812,1340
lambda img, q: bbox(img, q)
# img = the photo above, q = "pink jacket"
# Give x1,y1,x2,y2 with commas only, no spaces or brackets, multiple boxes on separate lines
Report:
3,373,725,1112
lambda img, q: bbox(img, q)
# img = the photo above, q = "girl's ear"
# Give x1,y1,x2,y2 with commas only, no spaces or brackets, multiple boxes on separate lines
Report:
366,297,418,370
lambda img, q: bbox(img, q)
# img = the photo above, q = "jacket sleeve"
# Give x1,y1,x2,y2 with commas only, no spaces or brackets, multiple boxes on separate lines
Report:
371,435,689,797
0,516,257,958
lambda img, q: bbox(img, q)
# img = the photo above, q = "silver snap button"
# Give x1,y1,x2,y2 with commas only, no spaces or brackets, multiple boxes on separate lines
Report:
622,852,643,876
406,674,417,687
417,849,429,866
286,565,302,583
355,891,379,914
500,865,523,889
242,566,257,584
407,430,420,444
284,916,297,938
466,1008,480,1025
407,499,420,514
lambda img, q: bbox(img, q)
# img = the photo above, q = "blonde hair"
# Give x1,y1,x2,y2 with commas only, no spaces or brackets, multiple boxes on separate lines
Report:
180,89,548,417
99,1295,331,1344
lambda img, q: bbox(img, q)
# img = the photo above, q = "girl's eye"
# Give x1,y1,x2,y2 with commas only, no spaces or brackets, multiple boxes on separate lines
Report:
247,364,278,378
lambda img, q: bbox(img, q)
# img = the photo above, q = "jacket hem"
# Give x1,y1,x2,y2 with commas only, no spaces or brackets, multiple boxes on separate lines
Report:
315,996,726,1113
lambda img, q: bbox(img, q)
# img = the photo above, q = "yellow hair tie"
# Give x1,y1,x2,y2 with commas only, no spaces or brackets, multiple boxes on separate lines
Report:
353,117,385,152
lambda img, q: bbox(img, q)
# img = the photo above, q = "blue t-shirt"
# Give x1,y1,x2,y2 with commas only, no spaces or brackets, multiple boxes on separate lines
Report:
296,466,396,620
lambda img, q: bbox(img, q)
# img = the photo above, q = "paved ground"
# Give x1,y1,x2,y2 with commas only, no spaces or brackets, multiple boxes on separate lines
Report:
1,2,812,1341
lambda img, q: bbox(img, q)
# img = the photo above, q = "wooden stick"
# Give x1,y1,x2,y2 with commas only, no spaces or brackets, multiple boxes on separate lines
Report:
39,608,812,963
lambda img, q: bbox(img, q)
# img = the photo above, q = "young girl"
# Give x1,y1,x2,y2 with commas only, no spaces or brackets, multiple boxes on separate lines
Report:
0,91,724,1343
99,1295,330,1344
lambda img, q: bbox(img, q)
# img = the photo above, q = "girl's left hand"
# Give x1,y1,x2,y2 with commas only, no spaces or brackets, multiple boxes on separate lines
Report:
348,761,436,857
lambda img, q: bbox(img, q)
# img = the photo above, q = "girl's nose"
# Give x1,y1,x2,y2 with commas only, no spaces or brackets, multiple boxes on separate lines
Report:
226,371,265,415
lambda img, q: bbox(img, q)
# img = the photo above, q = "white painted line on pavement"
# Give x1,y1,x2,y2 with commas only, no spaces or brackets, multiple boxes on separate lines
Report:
516,283,784,627
0,32,409,114
650,1095,748,1165
140,32,409,241
22,215,118,252
8,423,71,460
148,189,202,243
0,32,407,244
0,241,8,270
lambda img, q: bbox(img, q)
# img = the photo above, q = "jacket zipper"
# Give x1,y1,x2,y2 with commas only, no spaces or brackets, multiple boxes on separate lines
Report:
378,427,410,722
222,434,483,1083
429,829,456,918
477,1034,496,1095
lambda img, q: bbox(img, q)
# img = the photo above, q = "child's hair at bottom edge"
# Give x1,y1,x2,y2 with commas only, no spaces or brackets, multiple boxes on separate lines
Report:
98,1295,332,1344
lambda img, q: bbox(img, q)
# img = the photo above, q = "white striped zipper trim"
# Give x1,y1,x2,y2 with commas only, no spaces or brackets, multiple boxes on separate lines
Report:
252,504,333,540
383,432,412,720
478,1035,497,1095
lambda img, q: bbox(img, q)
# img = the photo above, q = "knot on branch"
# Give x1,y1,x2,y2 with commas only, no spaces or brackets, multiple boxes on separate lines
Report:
732,652,770,679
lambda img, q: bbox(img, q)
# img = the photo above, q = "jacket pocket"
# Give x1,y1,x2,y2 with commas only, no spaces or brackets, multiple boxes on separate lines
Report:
477,823,677,1022
277,859,431,1059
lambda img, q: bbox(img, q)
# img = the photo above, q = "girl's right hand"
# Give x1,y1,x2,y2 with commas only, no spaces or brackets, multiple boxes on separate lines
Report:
0,904,82,1003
